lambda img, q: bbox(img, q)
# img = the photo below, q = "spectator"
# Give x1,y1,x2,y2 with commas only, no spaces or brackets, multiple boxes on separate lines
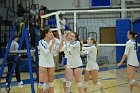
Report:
6,36,23,87
34,15,39,28
39,9,45,16
29,14,37,48
19,14,29,34
16,4,26,26
17,4,26,18
48,15,56,28
40,5,48,14
30,4,38,16
59,14,66,30
39,9,46,29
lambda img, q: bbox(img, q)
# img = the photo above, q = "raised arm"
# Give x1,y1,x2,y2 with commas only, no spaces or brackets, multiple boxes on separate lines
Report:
82,46,94,51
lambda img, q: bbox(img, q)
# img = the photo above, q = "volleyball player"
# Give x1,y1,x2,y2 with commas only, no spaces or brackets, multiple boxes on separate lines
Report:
38,28,61,93
61,31,72,92
64,32,83,93
117,30,140,93
82,37,108,93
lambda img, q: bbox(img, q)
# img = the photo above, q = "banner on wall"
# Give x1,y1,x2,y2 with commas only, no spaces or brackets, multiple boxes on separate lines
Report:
90,0,111,8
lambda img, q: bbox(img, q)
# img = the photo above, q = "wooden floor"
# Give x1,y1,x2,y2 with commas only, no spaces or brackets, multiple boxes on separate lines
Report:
0,67,140,93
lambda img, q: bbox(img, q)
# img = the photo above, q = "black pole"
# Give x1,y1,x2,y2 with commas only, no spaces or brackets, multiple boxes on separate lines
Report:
12,0,14,11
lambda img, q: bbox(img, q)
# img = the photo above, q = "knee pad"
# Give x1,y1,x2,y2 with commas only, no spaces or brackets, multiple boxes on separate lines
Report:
43,83,49,90
66,81,72,88
38,82,44,89
77,82,83,87
49,82,54,87
130,79,136,85
83,81,88,88
96,82,103,89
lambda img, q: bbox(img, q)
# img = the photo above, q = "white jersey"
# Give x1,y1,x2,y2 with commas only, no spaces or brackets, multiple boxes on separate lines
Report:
66,41,83,68
82,45,99,71
10,41,19,51
124,39,139,67
38,39,59,68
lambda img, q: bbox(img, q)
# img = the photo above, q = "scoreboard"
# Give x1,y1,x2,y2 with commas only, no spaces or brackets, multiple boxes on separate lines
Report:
90,0,111,8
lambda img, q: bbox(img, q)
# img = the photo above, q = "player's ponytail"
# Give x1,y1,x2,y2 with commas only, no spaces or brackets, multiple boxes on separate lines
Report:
90,37,98,56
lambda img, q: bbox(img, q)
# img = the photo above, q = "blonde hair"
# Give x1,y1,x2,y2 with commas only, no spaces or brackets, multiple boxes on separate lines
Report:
65,31,72,37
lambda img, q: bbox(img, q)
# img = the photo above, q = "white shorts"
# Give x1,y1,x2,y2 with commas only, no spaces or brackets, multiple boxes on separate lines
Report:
39,62,55,68
39,55,55,68
39,59,55,68
86,62,99,71
127,61,139,67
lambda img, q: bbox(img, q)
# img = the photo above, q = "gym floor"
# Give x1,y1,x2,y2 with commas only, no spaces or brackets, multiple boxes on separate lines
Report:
0,60,140,93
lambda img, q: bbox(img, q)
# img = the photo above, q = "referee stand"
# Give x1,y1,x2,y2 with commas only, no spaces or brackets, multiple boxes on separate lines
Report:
0,23,36,93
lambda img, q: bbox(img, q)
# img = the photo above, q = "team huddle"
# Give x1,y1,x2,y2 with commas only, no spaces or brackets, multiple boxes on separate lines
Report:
37,29,140,93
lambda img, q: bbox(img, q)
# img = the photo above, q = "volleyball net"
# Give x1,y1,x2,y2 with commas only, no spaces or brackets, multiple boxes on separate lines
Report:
41,8,140,39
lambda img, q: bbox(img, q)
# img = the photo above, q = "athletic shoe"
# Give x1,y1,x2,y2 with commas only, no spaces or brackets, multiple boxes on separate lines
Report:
18,81,24,88
5,83,11,87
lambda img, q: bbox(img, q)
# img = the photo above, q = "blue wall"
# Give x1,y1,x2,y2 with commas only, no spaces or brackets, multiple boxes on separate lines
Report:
116,19,131,62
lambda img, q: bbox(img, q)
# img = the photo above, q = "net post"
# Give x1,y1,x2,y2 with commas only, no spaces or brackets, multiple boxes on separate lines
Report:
74,11,77,32
56,11,62,39
121,0,126,19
